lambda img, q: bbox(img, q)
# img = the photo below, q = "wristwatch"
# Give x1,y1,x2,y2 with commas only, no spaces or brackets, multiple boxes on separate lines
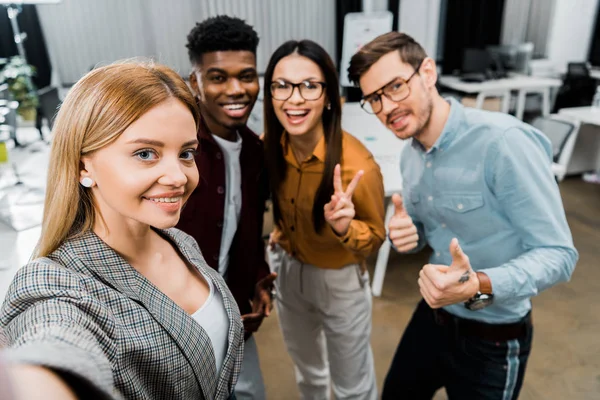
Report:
464,271,494,311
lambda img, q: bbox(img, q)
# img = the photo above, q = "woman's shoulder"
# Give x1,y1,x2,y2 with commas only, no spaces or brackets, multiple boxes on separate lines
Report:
7,256,86,301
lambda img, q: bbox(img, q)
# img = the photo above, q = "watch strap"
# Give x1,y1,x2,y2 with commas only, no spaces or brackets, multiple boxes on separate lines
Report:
476,271,493,294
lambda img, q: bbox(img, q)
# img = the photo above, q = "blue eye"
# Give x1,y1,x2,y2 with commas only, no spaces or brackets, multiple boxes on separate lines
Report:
134,149,157,161
181,149,197,160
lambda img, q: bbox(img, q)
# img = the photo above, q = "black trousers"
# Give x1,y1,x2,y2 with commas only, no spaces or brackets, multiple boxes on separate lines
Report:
382,300,533,400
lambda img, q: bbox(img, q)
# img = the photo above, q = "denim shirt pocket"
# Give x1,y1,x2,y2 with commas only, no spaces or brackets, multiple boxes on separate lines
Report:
437,193,487,243
439,193,484,213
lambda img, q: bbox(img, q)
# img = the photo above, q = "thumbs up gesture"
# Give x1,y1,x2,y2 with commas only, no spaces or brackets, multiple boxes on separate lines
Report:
417,238,479,309
388,193,419,252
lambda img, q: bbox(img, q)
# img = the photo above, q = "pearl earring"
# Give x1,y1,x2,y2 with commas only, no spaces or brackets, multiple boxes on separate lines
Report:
80,177,94,188
326,103,331,110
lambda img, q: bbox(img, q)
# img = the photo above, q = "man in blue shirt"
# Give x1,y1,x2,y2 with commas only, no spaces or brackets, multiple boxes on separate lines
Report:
348,32,578,399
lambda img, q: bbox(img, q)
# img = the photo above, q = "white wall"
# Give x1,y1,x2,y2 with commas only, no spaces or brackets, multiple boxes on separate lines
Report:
36,0,336,84
546,0,599,73
361,0,441,60
362,0,388,12
398,0,441,60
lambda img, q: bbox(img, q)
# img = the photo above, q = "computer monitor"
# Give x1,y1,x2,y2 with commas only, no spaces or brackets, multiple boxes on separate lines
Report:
487,43,534,75
461,48,491,74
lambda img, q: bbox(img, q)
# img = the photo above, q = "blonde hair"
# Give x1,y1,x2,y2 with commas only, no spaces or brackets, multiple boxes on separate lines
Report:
36,61,199,257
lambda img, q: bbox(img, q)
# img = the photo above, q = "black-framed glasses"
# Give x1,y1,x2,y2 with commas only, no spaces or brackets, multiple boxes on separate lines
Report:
270,79,327,101
360,60,424,115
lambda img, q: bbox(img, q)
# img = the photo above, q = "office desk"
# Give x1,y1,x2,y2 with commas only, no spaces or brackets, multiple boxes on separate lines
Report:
439,75,562,120
341,103,404,297
558,106,600,126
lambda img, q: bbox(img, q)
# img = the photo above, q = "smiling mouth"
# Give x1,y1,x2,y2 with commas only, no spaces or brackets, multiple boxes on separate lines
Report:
145,196,183,203
142,194,183,214
389,111,410,128
284,109,310,125
221,103,250,118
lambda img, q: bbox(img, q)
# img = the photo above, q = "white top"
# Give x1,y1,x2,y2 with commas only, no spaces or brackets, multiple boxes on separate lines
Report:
191,277,230,374
212,133,243,277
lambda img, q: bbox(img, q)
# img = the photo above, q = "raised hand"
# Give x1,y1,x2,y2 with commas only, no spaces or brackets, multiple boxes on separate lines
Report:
324,164,363,236
388,193,419,252
417,238,479,309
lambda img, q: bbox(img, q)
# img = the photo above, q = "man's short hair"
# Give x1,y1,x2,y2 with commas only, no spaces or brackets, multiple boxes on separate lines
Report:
186,15,259,65
347,32,427,86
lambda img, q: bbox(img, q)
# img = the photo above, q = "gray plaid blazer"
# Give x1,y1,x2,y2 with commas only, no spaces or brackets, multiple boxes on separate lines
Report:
0,228,244,399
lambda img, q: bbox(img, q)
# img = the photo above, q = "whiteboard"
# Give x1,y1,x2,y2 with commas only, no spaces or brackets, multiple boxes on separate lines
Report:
339,11,394,87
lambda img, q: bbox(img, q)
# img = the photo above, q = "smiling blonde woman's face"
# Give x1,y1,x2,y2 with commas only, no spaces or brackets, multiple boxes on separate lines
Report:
80,98,199,231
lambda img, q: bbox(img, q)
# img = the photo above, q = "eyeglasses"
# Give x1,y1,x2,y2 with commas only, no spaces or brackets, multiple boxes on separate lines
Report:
360,60,424,115
270,79,327,101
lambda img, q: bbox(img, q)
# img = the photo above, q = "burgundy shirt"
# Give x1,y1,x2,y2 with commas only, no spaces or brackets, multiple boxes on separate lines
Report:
177,118,270,316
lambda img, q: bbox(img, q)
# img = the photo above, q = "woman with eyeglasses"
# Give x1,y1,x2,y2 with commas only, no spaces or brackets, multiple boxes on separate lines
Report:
263,40,385,400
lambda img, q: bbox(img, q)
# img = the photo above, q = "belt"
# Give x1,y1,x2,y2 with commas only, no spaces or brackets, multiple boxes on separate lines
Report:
432,307,531,342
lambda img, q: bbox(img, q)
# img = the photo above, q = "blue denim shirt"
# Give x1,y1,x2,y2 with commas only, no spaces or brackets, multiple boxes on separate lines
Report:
401,98,578,323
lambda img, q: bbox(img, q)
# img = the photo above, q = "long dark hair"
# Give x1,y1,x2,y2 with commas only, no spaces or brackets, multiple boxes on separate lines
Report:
263,40,343,233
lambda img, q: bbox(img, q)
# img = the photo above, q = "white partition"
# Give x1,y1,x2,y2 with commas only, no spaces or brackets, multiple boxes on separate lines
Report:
36,0,336,84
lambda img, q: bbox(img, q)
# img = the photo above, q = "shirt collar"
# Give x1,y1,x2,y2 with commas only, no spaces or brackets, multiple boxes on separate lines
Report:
411,97,465,153
281,132,326,166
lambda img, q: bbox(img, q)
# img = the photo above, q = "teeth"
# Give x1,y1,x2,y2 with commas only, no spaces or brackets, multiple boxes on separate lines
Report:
223,104,246,110
287,110,308,116
392,115,407,124
148,197,182,203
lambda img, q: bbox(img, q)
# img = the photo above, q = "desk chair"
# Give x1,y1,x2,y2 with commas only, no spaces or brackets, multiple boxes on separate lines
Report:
552,63,597,113
531,115,580,181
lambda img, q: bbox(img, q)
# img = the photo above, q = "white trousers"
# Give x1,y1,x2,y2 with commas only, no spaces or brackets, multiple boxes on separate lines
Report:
268,245,377,400
235,335,266,400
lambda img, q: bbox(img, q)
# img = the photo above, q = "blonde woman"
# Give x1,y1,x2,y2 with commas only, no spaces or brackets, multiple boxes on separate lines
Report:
0,62,243,399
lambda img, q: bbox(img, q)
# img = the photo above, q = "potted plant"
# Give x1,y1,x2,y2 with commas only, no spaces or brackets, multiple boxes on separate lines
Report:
0,56,39,121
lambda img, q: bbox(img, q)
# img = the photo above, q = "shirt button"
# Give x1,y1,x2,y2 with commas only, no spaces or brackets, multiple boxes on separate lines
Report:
213,254,219,261
217,186,225,194
441,223,446,228
217,221,223,228
457,203,464,210
216,152,222,159
428,196,433,201
426,162,432,168
290,226,295,232
436,252,441,257
291,198,295,204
